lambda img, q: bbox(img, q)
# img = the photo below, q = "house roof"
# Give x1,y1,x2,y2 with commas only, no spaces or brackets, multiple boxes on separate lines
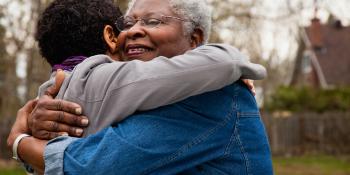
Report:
305,20,350,87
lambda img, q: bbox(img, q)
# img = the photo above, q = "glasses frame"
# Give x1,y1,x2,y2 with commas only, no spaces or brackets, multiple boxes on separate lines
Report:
115,14,195,32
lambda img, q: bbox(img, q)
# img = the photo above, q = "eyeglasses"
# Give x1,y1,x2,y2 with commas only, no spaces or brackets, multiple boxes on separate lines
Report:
115,15,193,32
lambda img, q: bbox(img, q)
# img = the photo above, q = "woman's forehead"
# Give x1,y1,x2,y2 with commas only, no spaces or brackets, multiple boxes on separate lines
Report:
127,0,174,16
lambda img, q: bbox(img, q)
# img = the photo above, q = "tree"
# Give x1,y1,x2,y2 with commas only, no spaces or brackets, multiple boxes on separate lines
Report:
26,0,52,100
0,1,23,159
0,0,54,159
208,0,312,105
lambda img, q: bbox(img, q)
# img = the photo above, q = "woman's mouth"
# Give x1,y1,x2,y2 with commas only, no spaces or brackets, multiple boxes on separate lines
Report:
127,47,151,55
125,44,153,58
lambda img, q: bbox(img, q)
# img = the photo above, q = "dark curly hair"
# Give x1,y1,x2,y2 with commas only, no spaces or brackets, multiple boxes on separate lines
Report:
35,0,122,66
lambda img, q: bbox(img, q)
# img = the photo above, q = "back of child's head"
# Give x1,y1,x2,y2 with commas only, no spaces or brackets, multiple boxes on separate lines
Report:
35,0,122,66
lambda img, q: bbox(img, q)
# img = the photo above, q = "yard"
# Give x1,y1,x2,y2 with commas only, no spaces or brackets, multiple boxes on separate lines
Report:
1,155,350,175
273,155,350,175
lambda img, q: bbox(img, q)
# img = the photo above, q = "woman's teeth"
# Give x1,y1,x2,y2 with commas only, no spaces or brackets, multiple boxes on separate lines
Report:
128,48,149,54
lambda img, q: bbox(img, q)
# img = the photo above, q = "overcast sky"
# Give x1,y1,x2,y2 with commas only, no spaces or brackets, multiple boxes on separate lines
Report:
1,0,350,79
259,0,350,62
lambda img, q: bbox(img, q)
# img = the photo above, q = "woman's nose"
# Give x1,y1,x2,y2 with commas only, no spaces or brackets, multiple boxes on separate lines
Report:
126,21,146,40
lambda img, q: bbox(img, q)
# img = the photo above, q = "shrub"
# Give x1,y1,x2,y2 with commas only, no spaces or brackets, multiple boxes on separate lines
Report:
265,86,350,113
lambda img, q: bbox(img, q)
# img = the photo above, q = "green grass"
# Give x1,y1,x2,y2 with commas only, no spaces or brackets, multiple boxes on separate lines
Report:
273,155,350,175
0,167,26,175
1,155,350,175
0,160,26,175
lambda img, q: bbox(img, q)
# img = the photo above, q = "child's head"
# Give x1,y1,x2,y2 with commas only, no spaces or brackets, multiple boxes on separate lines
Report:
35,0,122,66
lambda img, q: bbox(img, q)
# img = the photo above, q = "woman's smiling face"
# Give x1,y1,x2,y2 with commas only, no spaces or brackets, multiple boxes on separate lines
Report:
119,0,193,61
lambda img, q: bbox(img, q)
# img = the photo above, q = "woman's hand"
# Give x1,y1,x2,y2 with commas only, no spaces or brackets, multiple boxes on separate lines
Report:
242,79,256,96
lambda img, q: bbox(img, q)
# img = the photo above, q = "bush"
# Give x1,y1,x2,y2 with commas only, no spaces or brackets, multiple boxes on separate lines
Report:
265,86,350,112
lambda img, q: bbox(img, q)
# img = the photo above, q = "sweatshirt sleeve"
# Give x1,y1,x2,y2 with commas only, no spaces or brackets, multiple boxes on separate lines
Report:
64,44,266,132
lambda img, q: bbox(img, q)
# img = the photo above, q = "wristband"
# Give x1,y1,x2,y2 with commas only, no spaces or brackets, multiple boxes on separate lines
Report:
12,134,30,161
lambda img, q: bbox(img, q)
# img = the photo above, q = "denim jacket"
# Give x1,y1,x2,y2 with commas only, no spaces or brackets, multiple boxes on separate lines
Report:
45,82,273,175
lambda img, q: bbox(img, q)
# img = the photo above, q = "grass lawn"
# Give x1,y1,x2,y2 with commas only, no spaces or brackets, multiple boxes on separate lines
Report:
0,161,26,175
273,155,350,175
1,155,350,175
0,168,26,175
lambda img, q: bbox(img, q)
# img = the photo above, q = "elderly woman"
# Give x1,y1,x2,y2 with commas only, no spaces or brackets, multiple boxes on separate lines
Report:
8,0,273,174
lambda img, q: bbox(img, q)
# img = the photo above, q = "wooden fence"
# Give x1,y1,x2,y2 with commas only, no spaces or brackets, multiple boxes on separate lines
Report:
261,111,350,155
1,111,349,159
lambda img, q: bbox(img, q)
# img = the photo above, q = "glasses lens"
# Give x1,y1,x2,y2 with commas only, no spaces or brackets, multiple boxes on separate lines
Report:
115,16,125,31
115,16,163,31
144,18,162,28
116,16,136,31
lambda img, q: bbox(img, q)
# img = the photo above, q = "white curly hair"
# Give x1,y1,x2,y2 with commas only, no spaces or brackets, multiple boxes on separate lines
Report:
126,0,212,43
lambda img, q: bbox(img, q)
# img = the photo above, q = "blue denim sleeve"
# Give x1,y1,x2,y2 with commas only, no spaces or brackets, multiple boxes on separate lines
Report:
61,91,237,175
45,83,272,175
44,136,79,175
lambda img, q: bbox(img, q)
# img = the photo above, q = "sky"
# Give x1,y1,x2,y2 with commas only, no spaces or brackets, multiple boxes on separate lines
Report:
1,0,350,79
255,0,350,62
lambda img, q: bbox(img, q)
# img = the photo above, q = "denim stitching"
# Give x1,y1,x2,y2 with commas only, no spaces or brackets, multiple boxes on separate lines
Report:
222,102,238,158
141,109,234,174
238,112,260,117
233,83,252,175
235,113,252,175
222,83,240,158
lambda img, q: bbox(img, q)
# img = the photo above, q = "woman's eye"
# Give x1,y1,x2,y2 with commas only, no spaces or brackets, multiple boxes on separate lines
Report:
146,19,161,26
124,21,135,29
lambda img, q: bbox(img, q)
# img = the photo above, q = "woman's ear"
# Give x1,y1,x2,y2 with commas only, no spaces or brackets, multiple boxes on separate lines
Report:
190,28,204,48
103,25,118,54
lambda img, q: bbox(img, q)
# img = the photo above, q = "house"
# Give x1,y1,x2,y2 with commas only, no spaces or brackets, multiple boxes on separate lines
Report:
290,15,350,89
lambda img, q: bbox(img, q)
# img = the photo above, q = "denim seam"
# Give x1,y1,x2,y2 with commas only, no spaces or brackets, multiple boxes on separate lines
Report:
222,101,238,158
238,112,260,116
221,83,240,159
233,83,252,175
234,113,252,175
141,112,233,174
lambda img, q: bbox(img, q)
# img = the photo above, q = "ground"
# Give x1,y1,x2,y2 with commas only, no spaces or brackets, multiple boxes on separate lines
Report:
1,155,350,175
273,155,350,175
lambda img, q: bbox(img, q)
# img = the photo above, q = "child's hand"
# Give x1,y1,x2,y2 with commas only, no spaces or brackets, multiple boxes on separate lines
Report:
28,70,89,140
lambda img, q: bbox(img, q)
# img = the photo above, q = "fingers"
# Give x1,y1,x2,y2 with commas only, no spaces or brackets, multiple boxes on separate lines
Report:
40,121,84,137
252,87,256,96
31,119,85,140
36,96,82,115
242,79,256,96
9,100,36,140
28,96,89,140
51,111,88,127
30,109,88,129
34,130,71,140
45,69,65,98
29,108,88,139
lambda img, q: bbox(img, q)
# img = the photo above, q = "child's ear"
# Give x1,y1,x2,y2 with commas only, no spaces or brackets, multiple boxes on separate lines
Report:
103,25,118,54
